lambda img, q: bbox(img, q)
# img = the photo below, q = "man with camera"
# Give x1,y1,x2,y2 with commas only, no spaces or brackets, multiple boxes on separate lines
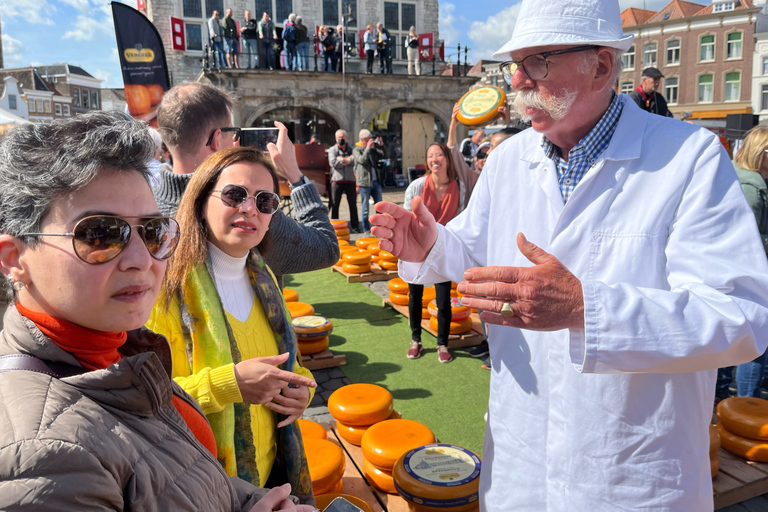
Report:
354,129,385,233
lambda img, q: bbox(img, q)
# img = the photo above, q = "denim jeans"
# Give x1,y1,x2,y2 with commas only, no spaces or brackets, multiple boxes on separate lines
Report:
261,40,275,69
284,42,296,70
379,47,391,73
212,40,226,68
736,349,767,397
358,181,382,232
243,38,258,68
296,42,310,70
716,366,734,399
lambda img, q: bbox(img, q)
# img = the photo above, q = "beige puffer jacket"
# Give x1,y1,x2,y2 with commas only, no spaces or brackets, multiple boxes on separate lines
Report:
0,306,268,511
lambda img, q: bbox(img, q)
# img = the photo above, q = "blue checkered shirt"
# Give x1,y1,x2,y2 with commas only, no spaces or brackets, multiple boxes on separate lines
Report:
541,92,623,203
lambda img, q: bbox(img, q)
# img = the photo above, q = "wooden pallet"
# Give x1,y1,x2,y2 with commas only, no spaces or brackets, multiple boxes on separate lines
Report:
301,349,346,370
382,297,485,349
332,265,398,283
714,449,768,510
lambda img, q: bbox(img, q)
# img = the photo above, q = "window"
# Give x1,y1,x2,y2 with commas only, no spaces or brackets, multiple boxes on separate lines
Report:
643,42,657,68
8,94,16,110
255,0,272,19
29,100,35,112
726,32,742,59
763,57,768,75
724,72,740,101
698,74,713,102
276,0,292,23
666,39,680,65
183,0,201,18
72,88,80,107
35,99,43,112
205,0,222,18
700,35,715,61
63,104,70,116
91,91,99,109
402,3,416,31
55,103,62,115
490,75,498,87
44,100,51,113
620,81,633,94
385,2,399,30
323,0,338,25
622,45,635,70
343,0,357,27
762,85,768,110
185,23,203,51
714,1,735,12
665,77,678,105
662,12,670,20
82,90,90,109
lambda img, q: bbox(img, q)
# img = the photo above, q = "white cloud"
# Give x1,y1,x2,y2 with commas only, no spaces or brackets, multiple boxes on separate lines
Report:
92,69,111,84
57,0,90,11
62,13,112,40
1,33,25,65
467,3,522,62
0,0,56,25
439,3,460,48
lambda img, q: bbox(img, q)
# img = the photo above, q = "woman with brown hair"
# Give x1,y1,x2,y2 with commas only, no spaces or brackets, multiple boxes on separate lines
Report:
147,140,317,503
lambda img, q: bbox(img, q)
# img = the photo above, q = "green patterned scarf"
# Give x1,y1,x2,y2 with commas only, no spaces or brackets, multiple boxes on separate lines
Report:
178,248,314,504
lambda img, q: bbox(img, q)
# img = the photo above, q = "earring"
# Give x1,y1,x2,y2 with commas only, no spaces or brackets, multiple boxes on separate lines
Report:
11,280,25,291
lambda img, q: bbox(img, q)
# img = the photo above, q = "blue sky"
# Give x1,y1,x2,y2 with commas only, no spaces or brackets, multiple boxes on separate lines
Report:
0,0,675,89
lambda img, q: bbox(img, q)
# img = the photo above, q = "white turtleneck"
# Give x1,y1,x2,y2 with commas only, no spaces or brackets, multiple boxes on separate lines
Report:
208,242,255,322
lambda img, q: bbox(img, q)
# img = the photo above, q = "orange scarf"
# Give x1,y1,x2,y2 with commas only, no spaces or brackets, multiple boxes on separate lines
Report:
422,175,459,225
15,302,217,457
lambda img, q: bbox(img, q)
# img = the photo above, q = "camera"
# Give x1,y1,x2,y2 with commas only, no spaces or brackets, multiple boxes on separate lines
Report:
326,27,335,34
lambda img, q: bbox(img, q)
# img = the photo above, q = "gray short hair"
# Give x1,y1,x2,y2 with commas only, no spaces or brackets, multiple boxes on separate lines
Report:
359,129,372,140
0,110,154,245
578,47,624,91
289,13,297,22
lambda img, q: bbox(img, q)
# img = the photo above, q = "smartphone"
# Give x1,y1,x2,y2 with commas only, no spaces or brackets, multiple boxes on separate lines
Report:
323,497,365,512
240,127,279,151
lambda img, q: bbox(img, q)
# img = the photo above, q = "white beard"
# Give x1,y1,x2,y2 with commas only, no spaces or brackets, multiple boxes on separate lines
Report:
513,89,578,122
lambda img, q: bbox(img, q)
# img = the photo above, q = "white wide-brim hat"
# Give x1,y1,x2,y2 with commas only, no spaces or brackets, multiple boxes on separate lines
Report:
492,0,634,61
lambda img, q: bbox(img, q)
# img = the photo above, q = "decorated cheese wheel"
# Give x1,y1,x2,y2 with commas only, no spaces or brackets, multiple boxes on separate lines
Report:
456,86,506,127
362,457,397,494
331,219,348,229
343,250,373,265
314,494,375,512
710,424,721,457
342,262,372,274
304,438,346,495
293,316,334,339
716,397,768,441
356,237,379,250
336,410,403,446
335,227,350,236
362,419,436,471
338,239,350,247
429,316,472,335
298,336,329,355
287,301,315,319
328,383,394,426
427,298,472,321
716,422,768,462
388,277,409,293
283,288,299,303
711,453,720,478
378,260,398,271
393,444,481,512
298,419,328,441
389,291,409,306
378,250,398,262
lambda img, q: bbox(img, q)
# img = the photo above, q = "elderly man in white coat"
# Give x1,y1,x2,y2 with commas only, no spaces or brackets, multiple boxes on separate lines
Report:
370,0,768,510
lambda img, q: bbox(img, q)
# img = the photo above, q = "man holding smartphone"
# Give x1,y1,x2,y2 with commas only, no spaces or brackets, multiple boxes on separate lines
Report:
328,130,360,233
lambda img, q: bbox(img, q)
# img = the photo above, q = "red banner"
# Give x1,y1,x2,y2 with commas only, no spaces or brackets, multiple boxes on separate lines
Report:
170,16,185,51
419,33,433,61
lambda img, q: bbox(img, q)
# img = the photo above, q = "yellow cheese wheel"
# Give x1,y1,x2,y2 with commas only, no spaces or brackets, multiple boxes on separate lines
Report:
332,219,348,229
283,288,299,302
335,227,350,236
328,383,394,426
389,291,409,306
711,453,719,478
363,457,397,494
298,419,328,441
388,277,409,293
378,260,398,271
287,301,315,319
421,307,430,319
393,444,481,512
336,410,403,446
421,287,436,307
717,397,768,441
456,86,506,127
293,316,334,338
298,336,329,355
362,419,436,471
314,494,374,512
338,239,350,246
368,244,382,256
329,479,344,494
340,245,358,253
378,250,398,262
450,282,458,289
710,424,721,457
356,237,379,250
337,234,350,242
429,316,472,335
304,438,346,495
450,289,458,298
427,298,472,321
716,422,768,462
343,250,373,265
342,262,372,274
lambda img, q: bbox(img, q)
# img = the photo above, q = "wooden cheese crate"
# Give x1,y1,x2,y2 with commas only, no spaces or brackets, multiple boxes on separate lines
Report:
300,349,346,370
332,264,398,283
381,297,484,349
714,448,768,510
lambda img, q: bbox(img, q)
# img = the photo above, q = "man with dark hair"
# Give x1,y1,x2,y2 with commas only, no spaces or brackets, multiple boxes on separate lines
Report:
155,82,339,284
207,10,225,69
258,12,278,70
222,8,239,69
328,129,360,232
241,10,259,69
628,67,673,117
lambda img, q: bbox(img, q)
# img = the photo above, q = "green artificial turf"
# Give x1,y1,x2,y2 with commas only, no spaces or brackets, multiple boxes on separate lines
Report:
285,269,490,456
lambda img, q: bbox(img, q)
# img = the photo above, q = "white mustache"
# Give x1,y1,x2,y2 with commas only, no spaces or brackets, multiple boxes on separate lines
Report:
513,89,578,122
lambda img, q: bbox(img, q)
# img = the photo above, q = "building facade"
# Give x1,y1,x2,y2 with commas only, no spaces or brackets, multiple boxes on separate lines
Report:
35,64,102,116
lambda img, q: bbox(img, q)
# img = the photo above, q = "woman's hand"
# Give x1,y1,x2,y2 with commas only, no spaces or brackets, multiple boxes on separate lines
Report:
247,483,317,512
234,353,316,405
266,383,311,427
267,121,302,183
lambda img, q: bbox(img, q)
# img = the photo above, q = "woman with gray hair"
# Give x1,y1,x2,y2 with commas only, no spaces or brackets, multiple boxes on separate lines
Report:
0,111,314,512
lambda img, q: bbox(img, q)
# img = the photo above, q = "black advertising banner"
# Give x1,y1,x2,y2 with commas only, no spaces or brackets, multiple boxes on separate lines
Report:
111,1,170,120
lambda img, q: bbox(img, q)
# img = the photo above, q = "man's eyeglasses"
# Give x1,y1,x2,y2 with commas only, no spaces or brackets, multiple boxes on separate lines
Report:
499,45,599,84
212,184,281,215
24,215,181,264
206,127,242,146
476,151,488,160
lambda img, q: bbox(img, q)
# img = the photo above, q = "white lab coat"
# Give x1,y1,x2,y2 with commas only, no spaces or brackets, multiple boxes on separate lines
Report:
400,97,768,511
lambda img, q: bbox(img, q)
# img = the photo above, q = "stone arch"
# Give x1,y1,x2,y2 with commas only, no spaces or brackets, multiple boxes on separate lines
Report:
360,100,450,135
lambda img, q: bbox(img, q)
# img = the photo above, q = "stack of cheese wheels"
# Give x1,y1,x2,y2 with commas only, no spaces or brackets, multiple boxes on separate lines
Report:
336,244,359,266
387,279,434,319
293,315,333,355
361,419,436,494
342,249,372,274
715,397,768,462
356,237,379,251
427,297,472,335
393,443,481,512
304,438,346,496
378,250,399,271
332,219,350,242
336,410,403,447
368,242,382,264
450,282,459,298
709,424,721,477
314,494,375,512
329,384,394,447
338,239,350,247
455,289,478,314
298,418,328,441
287,301,315,319
283,288,299,303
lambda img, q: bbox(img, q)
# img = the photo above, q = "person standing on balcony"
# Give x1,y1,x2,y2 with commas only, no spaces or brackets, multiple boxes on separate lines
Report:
295,16,310,71
241,10,259,69
258,12,278,70
405,26,420,75
208,10,225,69
376,23,392,74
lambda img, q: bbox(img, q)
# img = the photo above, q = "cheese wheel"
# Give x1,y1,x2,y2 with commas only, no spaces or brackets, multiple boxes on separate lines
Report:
450,289,458,298
335,227,350,236
340,245,358,253
421,307,430,319
378,250,398,262
328,479,344,494
709,424,721,457
710,453,719,478
456,86,506,127
716,397,768,441
287,301,315,319
393,444,481,512
368,244,382,256
363,457,397,494
716,422,768,462
378,260,398,271
450,282,458,290
338,239,350,246
298,336,329,355
298,419,328,441
343,250,373,265
389,291,409,306
429,316,472,335
362,419,436,471
332,219,348,229
421,287,436,307
336,410,403,446
388,277,409,293
293,316,334,338
314,494,375,512
427,298,472,321
337,234,350,242
283,288,299,302
304,438,346,495
356,237,379,250
328,383,394,426
342,262,372,274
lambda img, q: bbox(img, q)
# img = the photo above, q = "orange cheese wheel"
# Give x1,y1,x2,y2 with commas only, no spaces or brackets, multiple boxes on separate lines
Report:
710,453,719,478
388,277,409,293
421,307,430,319
420,287,436,306
716,422,768,462
328,479,344,494
343,250,373,265
363,457,397,494
338,239,350,246
314,494,374,512
356,237,379,249
298,336,329,355
451,289,459,298
368,244,382,256
337,234,350,242
336,410,403,446
328,383,393,426
378,250,398,262
298,419,328,440
361,419,436,471
342,262,372,274
304,438,346,495
389,291,409,306
293,315,334,338
427,298,472,321
287,301,315,319
335,228,350,236
716,397,768,441
451,282,458,289
710,424,721,457
340,245,358,253
283,288,299,302
378,260,398,271
370,255,380,264
429,316,472,335
393,444,481,512
332,219,348,228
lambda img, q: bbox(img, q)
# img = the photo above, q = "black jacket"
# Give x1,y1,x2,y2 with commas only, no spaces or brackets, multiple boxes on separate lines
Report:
627,89,673,118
